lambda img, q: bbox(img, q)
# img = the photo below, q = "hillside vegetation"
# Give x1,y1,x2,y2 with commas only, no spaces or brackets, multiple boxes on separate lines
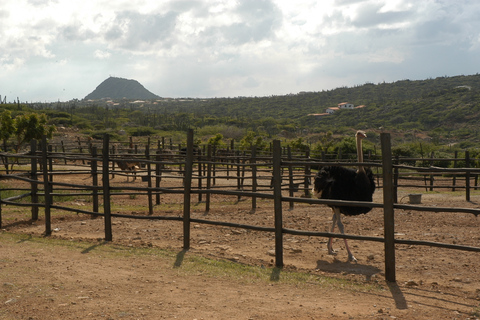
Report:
2,74,480,158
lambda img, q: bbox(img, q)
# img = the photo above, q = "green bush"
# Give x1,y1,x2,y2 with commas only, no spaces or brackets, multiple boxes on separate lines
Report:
127,126,158,137
90,130,122,140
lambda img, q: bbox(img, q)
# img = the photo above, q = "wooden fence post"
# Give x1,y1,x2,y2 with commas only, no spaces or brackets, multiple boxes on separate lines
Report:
393,156,399,203
30,140,39,221
465,150,470,202
61,140,67,164
381,133,396,282
146,138,153,215
304,148,311,198
236,151,242,201
91,147,99,218
205,144,212,213
110,145,116,180
77,136,85,164
198,148,203,203
212,145,217,186
183,129,194,250
272,140,284,268
48,145,53,182
102,134,112,241
41,136,52,236
251,145,257,212
429,152,435,191
452,151,458,192
155,150,161,205
287,146,294,210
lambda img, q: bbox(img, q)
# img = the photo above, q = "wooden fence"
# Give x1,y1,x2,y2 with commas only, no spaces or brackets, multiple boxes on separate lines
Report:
1,130,480,283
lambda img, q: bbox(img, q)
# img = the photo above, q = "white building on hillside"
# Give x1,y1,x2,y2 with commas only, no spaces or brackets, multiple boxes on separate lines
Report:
326,107,340,114
338,102,354,109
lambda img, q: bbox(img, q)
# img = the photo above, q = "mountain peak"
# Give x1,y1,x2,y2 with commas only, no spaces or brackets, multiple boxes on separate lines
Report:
84,77,160,100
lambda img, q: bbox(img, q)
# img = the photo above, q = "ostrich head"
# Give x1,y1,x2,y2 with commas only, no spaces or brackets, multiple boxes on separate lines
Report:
356,130,367,140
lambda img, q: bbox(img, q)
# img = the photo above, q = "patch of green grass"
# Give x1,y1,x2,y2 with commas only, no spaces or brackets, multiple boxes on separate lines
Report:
0,188,23,200
50,190,92,203
0,232,383,293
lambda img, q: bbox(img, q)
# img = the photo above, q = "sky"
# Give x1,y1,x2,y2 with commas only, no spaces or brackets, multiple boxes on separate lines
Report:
1,0,479,102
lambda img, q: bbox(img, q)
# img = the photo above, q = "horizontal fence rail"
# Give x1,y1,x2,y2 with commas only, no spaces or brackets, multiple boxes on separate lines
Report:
1,131,480,283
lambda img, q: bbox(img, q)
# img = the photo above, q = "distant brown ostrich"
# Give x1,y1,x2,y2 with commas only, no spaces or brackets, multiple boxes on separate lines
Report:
115,160,140,182
313,131,375,262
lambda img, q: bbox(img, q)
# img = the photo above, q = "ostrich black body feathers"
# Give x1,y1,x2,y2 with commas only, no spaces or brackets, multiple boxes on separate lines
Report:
313,166,375,216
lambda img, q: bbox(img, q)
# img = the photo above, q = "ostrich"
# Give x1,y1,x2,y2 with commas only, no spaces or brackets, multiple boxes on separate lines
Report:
313,130,375,262
115,160,140,182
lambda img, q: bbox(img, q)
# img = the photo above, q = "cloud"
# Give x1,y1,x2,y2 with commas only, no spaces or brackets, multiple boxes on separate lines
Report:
27,0,58,6
0,56,25,72
366,47,405,63
104,11,179,50
59,22,96,41
243,76,260,88
94,50,111,59
351,2,413,28
1,0,480,102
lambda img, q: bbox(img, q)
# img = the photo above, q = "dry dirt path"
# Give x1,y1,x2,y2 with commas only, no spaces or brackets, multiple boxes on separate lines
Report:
1,229,479,320
1,170,480,319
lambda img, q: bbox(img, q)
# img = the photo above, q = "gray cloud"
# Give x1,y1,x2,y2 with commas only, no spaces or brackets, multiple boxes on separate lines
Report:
59,23,96,41
28,0,58,6
202,0,282,45
105,11,178,50
2,0,480,102
352,2,413,28
234,0,282,41
335,0,366,5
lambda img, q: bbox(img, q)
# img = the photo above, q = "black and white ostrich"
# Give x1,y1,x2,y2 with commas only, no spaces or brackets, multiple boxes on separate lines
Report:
313,130,375,262
115,160,140,182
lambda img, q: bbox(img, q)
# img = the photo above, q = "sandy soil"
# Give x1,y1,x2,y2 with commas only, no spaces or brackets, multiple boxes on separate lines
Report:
1,167,480,319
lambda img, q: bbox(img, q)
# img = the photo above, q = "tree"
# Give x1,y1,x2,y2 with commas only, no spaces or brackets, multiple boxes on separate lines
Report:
289,137,309,152
239,131,267,151
173,113,194,131
0,110,15,151
14,113,56,152
312,131,334,154
207,133,225,147
333,136,357,159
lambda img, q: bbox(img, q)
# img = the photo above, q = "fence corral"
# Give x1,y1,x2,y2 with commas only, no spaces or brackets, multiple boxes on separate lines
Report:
1,130,479,283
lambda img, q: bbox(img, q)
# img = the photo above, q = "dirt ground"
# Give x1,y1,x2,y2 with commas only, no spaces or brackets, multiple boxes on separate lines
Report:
1,168,480,319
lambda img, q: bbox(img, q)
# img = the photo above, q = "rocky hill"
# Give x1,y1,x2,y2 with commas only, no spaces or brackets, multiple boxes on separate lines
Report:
84,77,160,100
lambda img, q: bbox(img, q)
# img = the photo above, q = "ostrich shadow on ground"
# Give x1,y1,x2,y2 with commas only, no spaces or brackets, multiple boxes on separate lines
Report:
315,258,380,281
316,259,408,310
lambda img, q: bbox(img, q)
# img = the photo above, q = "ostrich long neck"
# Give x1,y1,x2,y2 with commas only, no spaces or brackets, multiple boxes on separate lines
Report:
356,135,365,173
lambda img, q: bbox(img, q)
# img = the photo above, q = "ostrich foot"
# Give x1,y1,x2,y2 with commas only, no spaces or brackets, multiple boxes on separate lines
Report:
347,253,358,263
327,242,337,255
328,249,337,255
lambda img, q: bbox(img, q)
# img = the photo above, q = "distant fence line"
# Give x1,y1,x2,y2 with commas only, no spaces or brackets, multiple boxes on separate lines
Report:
1,131,480,283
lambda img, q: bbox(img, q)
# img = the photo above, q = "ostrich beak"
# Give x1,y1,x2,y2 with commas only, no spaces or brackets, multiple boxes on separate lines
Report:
356,130,367,139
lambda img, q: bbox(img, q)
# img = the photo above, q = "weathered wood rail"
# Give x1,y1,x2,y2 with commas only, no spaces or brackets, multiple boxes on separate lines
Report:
1,131,480,283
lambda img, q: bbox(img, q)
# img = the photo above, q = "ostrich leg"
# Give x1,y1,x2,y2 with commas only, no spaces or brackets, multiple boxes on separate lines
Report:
336,212,357,263
327,208,339,255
